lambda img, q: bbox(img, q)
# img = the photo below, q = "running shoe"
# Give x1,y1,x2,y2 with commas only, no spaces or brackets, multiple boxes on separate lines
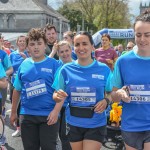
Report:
12,129,21,137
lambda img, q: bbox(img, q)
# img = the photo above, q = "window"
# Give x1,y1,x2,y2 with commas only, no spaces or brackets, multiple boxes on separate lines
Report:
7,14,15,29
0,14,4,29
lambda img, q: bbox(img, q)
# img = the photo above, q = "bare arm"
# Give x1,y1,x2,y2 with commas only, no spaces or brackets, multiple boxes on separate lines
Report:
53,90,68,103
10,89,20,126
49,41,58,58
47,100,64,125
0,78,8,89
6,66,13,76
94,92,111,113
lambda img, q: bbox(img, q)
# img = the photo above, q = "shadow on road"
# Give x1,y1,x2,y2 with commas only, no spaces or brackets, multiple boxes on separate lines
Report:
5,143,15,150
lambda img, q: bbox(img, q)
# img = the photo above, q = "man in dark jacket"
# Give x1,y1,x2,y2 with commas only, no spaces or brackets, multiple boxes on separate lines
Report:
43,24,59,60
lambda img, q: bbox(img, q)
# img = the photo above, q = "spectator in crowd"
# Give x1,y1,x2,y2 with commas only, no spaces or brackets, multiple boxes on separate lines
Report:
0,35,13,145
0,37,13,118
111,10,150,150
63,31,77,60
117,44,124,56
9,35,29,137
2,40,13,55
95,33,118,70
5,41,14,53
122,41,135,55
43,24,59,59
52,40,73,150
114,46,118,52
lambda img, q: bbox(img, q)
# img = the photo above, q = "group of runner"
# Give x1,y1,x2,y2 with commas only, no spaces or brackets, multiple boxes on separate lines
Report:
0,9,150,150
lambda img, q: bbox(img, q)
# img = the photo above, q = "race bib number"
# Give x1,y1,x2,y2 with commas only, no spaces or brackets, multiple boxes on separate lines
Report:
70,87,96,106
25,79,47,99
129,84,150,104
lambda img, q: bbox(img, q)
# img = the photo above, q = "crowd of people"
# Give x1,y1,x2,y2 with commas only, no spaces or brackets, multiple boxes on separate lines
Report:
0,9,150,150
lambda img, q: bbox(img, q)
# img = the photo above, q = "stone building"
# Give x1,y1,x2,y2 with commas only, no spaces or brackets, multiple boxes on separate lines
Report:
0,0,69,41
140,1,150,14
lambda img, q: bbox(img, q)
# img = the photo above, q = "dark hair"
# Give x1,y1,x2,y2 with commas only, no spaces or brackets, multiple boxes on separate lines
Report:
134,9,150,28
102,33,111,41
76,31,94,45
43,23,57,33
26,28,47,45
63,31,74,39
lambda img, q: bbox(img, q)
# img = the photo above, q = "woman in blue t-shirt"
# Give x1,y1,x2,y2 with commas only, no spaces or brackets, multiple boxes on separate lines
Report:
53,31,112,150
111,10,150,150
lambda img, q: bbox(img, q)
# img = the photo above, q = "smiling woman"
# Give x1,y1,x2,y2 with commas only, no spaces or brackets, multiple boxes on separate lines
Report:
52,31,112,150
111,10,150,150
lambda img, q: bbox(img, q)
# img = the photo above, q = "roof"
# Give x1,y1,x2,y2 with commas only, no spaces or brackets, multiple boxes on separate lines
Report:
0,0,69,22
33,0,68,21
0,0,40,11
1,32,27,41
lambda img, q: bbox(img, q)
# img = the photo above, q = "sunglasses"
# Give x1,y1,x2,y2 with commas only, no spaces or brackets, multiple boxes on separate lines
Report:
126,47,133,49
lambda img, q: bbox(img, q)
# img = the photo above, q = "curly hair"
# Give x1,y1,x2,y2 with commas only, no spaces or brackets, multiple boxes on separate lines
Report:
26,28,47,45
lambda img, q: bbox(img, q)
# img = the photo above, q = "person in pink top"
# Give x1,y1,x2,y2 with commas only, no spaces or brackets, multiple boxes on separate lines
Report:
95,34,118,70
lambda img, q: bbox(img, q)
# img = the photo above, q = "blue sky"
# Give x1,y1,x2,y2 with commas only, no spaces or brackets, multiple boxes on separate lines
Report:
128,0,150,16
49,0,150,16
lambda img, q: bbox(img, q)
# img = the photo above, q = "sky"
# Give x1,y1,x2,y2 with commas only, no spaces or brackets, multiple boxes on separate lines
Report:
48,0,150,17
128,0,150,16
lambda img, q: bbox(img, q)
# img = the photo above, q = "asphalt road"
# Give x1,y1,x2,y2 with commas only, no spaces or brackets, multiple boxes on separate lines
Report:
3,98,118,150
3,99,23,150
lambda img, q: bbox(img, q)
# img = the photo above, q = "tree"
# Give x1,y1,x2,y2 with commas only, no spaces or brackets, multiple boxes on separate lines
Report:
58,0,131,33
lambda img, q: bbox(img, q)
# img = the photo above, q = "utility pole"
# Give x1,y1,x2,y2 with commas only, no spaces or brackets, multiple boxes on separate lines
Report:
82,11,84,31
77,24,81,33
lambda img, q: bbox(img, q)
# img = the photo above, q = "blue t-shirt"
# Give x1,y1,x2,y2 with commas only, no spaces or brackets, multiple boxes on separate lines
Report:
52,59,112,128
0,62,6,98
0,50,12,71
9,50,29,83
53,60,72,107
13,56,59,116
112,49,150,132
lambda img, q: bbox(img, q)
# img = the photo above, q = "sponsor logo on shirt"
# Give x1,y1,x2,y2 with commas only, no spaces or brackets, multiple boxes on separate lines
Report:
92,74,104,80
41,68,52,73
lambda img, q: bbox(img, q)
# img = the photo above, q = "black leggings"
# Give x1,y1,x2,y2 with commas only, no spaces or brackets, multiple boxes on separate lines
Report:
59,107,72,150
